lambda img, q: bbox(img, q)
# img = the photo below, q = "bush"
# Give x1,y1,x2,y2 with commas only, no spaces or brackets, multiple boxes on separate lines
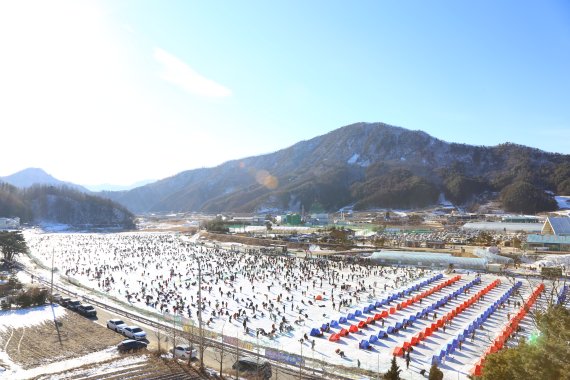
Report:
15,287,48,308
16,291,33,308
429,363,443,380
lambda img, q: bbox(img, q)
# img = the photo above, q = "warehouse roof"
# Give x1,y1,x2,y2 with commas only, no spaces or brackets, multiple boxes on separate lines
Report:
542,217,570,236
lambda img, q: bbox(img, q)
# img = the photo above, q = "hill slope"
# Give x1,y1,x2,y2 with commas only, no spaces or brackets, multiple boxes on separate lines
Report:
0,183,135,228
103,122,570,214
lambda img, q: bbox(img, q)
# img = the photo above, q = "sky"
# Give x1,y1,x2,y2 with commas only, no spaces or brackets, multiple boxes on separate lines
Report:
0,1,569,188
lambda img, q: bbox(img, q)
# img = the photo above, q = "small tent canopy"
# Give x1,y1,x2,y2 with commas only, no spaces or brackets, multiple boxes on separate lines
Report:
310,328,322,337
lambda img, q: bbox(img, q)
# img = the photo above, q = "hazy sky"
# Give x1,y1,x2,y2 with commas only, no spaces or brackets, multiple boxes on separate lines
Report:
1,1,569,187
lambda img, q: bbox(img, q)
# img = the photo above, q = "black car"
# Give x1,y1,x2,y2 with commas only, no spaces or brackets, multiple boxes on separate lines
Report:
118,339,148,353
59,297,71,307
67,300,82,310
232,357,272,379
77,304,97,317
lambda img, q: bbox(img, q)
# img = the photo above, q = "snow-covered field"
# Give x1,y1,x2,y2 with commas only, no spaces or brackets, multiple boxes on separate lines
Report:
0,305,68,378
23,230,562,379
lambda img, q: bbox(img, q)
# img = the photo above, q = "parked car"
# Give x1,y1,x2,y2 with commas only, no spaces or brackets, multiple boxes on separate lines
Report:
107,319,127,333
171,344,198,360
77,304,97,317
232,357,272,379
117,339,147,353
122,326,147,340
59,297,71,307
66,299,82,311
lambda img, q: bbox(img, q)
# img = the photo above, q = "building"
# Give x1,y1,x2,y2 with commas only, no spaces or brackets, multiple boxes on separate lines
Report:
525,217,570,251
0,217,20,230
525,235,570,252
541,217,570,236
282,213,302,225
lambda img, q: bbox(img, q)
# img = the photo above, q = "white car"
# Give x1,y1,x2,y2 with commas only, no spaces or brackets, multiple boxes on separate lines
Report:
171,345,198,360
107,319,127,333
122,326,147,340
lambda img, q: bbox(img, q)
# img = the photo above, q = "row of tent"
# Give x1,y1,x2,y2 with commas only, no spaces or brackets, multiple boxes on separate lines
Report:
310,273,444,337
377,276,478,343
557,285,568,306
393,278,501,357
431,281,522,366
361,276,482,350
321,275,458,341
472,282,545,377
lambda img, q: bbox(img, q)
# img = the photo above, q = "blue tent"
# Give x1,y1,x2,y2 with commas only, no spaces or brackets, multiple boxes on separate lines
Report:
359,340,370,349
310,328,321,337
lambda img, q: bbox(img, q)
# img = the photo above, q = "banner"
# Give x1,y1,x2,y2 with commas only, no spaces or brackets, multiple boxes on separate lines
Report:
265,348,305,366
223,335,256,351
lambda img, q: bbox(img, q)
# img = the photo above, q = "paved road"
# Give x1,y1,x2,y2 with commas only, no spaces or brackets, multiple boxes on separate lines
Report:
93,306,302,380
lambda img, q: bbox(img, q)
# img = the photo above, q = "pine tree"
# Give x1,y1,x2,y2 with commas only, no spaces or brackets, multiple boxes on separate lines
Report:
428,363,444,380
384,356,402,380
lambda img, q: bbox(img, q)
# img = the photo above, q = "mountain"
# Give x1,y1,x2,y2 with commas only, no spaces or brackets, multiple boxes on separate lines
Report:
102,122,570,214
84,179,156,192
0,183,135,229
1,168,89,193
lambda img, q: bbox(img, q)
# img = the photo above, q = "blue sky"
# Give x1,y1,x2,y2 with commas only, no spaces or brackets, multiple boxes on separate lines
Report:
1,1,569,186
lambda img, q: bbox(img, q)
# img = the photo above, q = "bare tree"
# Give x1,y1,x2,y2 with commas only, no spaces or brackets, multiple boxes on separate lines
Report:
212,324,228,378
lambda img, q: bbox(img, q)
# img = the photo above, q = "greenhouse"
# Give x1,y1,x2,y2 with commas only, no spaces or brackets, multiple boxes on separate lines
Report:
369,250,489,270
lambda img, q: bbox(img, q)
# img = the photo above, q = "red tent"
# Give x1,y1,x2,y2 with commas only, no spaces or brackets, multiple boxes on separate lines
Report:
329,333,340,342
349,324,359,333
374,313,382,321
315,294,323,301
389,307,396,314
366,317,374,324
411,336,419,346
472,364,482,376
357,321,366,329
381,311,389,318
339,328,349,337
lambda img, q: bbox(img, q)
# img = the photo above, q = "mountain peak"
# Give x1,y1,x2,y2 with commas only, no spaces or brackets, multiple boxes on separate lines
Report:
1,167,88,192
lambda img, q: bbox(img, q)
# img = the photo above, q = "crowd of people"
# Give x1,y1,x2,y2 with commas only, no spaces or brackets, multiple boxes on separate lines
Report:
25,231,434,347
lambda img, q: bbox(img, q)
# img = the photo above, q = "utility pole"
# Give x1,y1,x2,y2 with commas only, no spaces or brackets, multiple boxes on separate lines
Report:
299,341,303,380
50,248,54,301
197,257,205,371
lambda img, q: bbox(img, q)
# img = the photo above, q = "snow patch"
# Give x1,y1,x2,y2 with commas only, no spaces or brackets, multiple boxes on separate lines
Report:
0,305,66,332
347,153,360,164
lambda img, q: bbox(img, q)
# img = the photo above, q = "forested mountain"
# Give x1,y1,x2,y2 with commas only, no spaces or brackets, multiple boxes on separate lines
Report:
100,122,569,214
0,183,135,229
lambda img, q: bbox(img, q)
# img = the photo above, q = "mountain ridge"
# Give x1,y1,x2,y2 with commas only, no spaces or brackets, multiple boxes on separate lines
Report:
101,122,570,214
